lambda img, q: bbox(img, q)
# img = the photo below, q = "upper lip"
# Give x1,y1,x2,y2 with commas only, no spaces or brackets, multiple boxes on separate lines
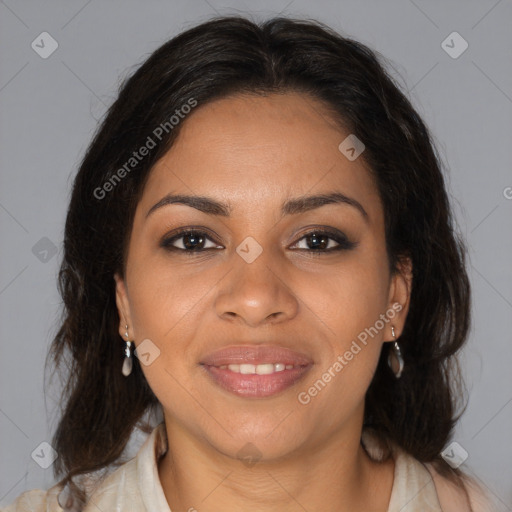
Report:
200,345,313,367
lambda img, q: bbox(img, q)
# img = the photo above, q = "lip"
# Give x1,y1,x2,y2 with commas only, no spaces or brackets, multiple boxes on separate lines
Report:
200,345,313,367
200,345,313,398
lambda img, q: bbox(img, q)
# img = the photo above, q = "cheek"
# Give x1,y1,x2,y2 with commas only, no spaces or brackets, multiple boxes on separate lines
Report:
302,259,390,343
294,254,390,409
295,284,387,431
124,263,209,417
127,256,215,341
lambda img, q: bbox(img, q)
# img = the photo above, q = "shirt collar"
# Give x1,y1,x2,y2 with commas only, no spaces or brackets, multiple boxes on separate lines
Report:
136,422,172,512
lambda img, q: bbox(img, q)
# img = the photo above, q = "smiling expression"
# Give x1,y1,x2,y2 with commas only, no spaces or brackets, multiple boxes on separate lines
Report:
114,91,411,461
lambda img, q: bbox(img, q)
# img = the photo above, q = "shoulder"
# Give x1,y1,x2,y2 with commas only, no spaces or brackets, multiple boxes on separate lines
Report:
361,428,494,512
0,483,65,512
425,463,494,512
1,422,165,512
0,458,140,512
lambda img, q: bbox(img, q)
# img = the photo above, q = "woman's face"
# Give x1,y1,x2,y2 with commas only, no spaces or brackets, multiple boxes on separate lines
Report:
115,92,411,461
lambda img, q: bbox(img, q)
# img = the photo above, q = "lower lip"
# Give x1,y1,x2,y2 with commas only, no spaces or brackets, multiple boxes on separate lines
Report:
202,364,312,398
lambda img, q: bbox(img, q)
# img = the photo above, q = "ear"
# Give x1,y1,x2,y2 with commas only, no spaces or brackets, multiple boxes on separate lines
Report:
114,272,135,340
386,255,413,339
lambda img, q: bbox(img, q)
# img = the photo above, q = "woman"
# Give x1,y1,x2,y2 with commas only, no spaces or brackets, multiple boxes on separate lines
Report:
2,15,492,512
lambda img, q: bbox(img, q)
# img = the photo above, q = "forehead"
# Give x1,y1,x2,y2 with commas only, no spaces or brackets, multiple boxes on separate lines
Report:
138,92,381,220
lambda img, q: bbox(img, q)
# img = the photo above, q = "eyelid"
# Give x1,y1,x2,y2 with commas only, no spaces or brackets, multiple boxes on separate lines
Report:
160,226,223,250
288,226,357,251
160,225,357,253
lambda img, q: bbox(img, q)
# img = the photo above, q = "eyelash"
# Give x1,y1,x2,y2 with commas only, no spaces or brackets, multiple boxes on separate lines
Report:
160,227,357,255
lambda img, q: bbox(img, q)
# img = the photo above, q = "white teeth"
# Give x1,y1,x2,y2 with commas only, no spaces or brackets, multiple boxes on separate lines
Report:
222,363,295,374
255,364,274,375
240,364,255,374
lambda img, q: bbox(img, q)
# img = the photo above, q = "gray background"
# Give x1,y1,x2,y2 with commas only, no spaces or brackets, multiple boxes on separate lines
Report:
1,0,511,509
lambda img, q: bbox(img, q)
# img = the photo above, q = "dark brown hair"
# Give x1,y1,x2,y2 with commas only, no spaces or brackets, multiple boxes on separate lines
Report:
46,14,472,506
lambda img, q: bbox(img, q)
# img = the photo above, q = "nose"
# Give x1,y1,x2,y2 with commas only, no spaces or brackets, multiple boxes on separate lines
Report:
214,246,299,327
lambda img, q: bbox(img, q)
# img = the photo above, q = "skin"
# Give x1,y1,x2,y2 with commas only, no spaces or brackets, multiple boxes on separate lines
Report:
114,92,412,512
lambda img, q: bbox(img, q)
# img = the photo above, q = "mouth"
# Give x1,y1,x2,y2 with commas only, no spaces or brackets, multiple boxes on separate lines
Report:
199,345,313,398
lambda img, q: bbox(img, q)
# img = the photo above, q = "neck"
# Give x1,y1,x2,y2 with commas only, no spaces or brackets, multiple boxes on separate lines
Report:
157,418,394,512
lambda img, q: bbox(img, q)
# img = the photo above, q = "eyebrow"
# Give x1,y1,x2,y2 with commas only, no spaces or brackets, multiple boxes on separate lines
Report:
146,192,369,222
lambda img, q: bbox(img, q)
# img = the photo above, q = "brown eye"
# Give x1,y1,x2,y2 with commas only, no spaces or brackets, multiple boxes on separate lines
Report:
300,232,334,250
291,229,357,252
161,229,222,253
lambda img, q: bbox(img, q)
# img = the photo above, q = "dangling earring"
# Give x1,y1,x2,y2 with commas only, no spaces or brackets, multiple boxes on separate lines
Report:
122,325,133,377
387,325,404,379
